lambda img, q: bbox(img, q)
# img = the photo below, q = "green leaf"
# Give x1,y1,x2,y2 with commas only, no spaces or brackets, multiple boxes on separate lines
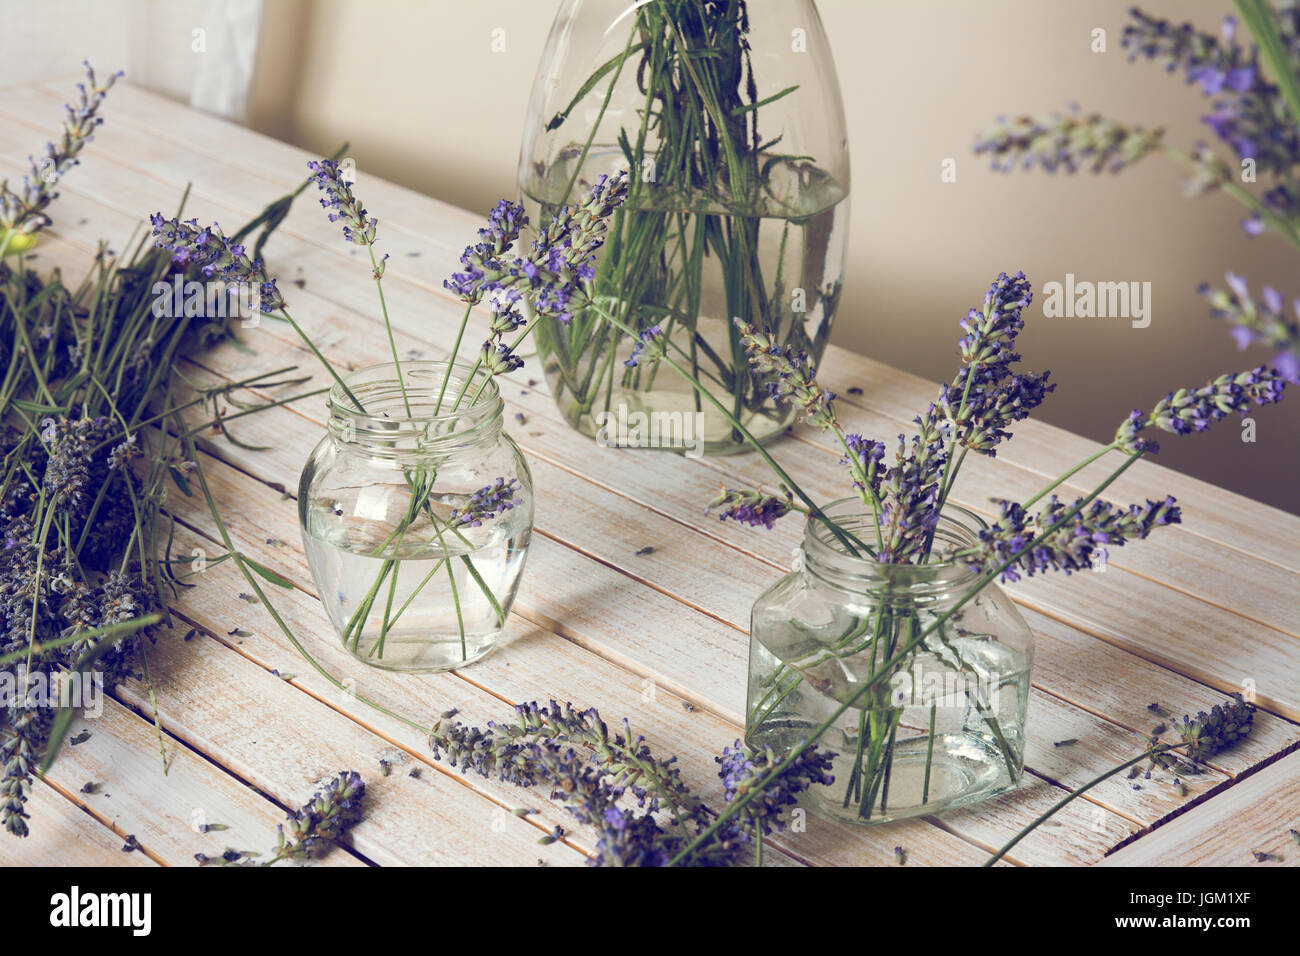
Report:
168,465,194,497
242,555,294,589
11,399,65,415
729,84,799,117
545,49,638,132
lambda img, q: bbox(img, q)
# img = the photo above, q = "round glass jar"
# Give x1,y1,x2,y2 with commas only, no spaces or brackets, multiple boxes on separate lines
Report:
746,500,1034,824
298,362,533,672
518,0,851,454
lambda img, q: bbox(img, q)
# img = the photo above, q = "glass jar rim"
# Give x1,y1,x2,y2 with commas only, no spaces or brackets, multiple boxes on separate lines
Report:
802,498,987,594
327,361,504,450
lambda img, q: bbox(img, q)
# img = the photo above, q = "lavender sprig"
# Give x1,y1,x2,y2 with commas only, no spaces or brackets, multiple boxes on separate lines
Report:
1115,365,1286,453
624,324,664,368
715,740,834,841
842,434,886,499
707,486,798,529
876,406,949,563
1123,12,1259,97
1124,9,1300,183
445,173,629,388
308,159,377,247
973,107,1165,175
960,494,1182,583
149,215,284,312
987,692,1256,865
428,699,829,866
306,157,411,412
448,477,520,529
196,770,365,866
1200,272,1300,381
1167,693,1256,765
0,63,122,239
939,270,1054,457
149,213,364,409
735,321,838,429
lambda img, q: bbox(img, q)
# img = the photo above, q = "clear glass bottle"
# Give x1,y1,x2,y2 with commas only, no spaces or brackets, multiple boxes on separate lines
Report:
518,0,851,454
299,362,533,672
747,500,1034,824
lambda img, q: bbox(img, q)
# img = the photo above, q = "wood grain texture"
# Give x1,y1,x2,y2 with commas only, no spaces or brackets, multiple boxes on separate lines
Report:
1101,750,1300,866
0,81,1295,867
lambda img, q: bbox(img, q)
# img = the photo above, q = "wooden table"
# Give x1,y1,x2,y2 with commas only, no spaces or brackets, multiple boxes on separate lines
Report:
2,82,1297,868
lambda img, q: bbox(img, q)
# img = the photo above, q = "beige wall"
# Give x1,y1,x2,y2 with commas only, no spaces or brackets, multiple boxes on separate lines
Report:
9,0,1299,512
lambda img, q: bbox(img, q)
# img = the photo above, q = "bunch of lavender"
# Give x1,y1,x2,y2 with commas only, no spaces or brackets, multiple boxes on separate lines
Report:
0,62,121,245
428,699,832,866
196,770,365,866
0,69,326,839
974,2,1300,377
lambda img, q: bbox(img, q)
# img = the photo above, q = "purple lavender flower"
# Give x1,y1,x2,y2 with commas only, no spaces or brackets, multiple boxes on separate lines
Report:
940,271,1054,456
973,107,1164,175
708,487,795,530
1200,273,1300,382
446,173,627,324
1123,12,1259,97
307,158,377,246
624,324,664,368
1115,366,1287,453
278,770,366,859
149,215,284,312
875,408,949,563
715,740,834,842
446,173,628,376
1122,8,1300,236
736,321,837,429
1173,694,1255,763
842,433,886,499
0,63,123,237
449,477,520,529
963,494,1182,583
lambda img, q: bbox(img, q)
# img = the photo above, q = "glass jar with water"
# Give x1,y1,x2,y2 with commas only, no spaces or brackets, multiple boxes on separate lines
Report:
747,501,1035,823
519,0,851,453
299,362,533,672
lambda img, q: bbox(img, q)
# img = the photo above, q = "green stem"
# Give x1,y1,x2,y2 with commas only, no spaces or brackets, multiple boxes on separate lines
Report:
983,742,1180,866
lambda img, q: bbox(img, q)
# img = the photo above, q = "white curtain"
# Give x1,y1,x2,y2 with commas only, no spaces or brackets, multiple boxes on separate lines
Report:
1,0,264,123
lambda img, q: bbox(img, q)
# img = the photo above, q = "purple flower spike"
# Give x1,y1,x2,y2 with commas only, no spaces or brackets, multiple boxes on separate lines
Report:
735,321,837,429
449,477,521,529
708,487,795,530
1,63,123,236
1201,275,1300,383
1117,366,1287,452
308,158,377,246
963,494,1181,583
448,173,628,377
149,214,284,312
624,324,664,368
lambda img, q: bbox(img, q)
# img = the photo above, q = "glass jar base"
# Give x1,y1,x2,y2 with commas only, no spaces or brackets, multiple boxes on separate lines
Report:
344,633,500,673
750,725,1020,825
553,382,796,456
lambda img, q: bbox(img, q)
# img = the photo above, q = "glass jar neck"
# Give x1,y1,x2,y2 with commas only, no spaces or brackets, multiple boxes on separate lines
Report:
801,498,985,606
327,361,504,460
